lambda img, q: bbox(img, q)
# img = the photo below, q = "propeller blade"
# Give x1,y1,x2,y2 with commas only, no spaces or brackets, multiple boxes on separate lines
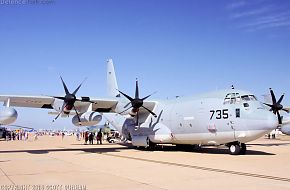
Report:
142,106,157,117
73,105,81,123
124,102,131,109
60,76,70,95
269,88,277,104
277,111,282,125
118,106,132,115
52,112,61,122
277,94,284,104
118,90,134,102
135,79,139,99
142,91,157,101
72,78,87,95
53,103,66,122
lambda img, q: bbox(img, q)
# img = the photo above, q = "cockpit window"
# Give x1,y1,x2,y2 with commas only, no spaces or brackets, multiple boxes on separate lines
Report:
224,93,241,104
224,93,257,104
241,95,250,101
241,95,257,101
249,95,257,101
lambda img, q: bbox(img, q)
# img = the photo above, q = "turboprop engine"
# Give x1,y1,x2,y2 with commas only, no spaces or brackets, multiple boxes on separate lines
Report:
72,111,102,126
0,107,18,125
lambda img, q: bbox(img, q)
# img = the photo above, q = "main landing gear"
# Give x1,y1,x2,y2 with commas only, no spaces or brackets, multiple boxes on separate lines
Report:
228,142,247,155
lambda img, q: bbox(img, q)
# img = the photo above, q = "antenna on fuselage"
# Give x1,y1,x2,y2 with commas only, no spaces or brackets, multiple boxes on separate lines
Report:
231,85,235,89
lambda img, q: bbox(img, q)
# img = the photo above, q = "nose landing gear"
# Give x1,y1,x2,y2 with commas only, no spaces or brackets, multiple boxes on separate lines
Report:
228,142,247,155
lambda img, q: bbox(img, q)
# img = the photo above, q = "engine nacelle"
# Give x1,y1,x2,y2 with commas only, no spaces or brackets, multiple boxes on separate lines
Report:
281,124,290,135
148,123,172,143
0,108,18,125
72,111,102,127
131,135,149,147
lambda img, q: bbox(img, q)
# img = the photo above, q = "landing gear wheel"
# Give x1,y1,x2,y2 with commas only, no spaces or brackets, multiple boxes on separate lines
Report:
240,143,247,155
147,140,156,151
229,144,241,155
193,144,202,152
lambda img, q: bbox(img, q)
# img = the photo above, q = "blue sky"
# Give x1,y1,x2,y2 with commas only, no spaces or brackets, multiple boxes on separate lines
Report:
0,0,290,130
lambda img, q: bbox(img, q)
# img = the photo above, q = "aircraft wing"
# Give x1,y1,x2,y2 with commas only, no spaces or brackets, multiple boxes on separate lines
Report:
0,95,119,113
0,95,55,109
73,98,119,113
139,101,157,114
132,100,157,123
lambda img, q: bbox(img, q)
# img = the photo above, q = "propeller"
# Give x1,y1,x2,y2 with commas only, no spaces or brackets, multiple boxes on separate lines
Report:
118,79,157,126
52,76,93,123
264,88,289,124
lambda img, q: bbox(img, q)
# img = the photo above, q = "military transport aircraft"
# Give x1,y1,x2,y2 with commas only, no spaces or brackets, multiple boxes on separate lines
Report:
0,59,288,155
104,60,288,155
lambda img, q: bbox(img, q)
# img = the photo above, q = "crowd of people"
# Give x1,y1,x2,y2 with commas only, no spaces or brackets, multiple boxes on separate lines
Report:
81,130,103,145
1,129,30,141
75,129,120,145
1,127,120,145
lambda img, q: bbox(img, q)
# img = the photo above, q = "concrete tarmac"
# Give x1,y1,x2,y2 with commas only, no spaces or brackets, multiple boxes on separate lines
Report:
1,135,290,190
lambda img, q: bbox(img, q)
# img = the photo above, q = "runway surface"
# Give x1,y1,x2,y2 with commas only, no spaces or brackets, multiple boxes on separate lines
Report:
1,135,290,190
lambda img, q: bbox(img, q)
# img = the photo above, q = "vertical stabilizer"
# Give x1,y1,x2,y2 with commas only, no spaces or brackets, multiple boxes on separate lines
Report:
107,59,120,97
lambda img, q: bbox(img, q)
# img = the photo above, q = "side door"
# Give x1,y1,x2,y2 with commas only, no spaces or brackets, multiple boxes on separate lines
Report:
230,106,247,140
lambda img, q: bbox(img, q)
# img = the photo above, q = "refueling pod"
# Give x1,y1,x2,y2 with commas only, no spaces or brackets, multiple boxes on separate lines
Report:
0,107,18,125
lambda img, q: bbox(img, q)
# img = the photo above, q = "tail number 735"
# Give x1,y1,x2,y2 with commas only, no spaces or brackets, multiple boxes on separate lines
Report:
210,109,229,120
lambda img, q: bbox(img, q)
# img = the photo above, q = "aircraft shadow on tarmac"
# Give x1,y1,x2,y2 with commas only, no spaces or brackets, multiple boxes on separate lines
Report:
139,145,276,155
247,142,290,147
0,146,131,155
0,143,275,155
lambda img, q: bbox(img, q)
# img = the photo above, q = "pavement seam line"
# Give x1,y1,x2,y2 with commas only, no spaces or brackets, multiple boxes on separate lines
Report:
102,153,290,183
46,153,166,190
0,166,15,185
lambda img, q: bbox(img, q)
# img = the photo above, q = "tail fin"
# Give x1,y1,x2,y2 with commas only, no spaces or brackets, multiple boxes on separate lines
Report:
107,59,120,98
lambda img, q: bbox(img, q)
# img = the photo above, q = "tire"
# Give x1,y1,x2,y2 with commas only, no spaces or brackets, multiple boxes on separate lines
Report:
229,144,241,155
193,144,202,151
146,140,156,151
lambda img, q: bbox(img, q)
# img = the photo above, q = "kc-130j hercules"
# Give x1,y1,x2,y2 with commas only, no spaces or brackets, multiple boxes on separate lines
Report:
0,59,289,155
104,59,288,155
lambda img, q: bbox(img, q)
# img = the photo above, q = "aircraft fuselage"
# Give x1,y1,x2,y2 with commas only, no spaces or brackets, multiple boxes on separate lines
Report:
110,89,278,151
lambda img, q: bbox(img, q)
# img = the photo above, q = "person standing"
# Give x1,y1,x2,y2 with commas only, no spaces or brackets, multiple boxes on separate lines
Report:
84,131,89,145
89,132,94,145
97,130,103,145
62,132,65,140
